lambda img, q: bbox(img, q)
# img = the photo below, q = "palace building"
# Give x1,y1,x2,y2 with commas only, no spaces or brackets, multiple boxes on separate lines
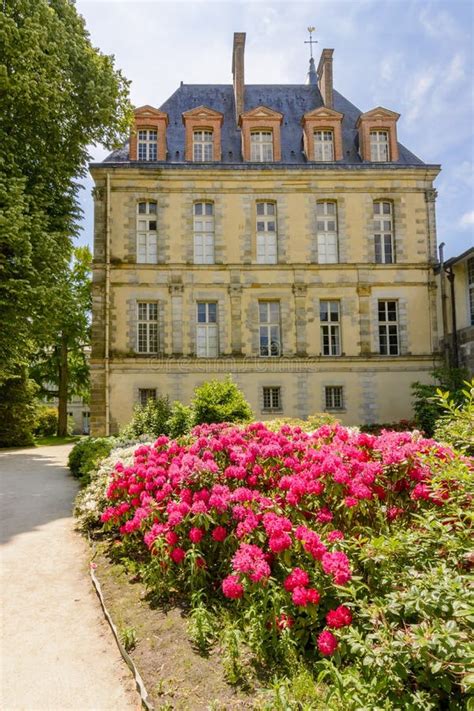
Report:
90,33,441,435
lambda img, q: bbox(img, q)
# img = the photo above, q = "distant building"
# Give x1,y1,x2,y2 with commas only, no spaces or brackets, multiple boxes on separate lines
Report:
90,33,441,434
437,246,474,374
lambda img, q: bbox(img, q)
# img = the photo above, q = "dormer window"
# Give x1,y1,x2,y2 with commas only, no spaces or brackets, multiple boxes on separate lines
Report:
370,130,390,162
314,130,334,161
138,129,158,161
193,130,213,161
250,131,273,162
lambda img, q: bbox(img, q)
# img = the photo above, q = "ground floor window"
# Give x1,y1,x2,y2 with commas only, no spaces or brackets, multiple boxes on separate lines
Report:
262,386,282,412
325,386,344,410
138,388,157,407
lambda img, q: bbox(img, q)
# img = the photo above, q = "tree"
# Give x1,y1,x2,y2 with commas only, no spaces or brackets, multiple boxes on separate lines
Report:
0,0,131,442
30,247,92,436
192,377,253,425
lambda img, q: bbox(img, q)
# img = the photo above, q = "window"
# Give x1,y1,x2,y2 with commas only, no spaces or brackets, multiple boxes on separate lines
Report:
137,302,158,354
193,130,213,161
138,389,157,407
193,202,214,264
468,257,474,326
137,129,158,161
370,130,390,162
259,301,281,357
137,201,157,263
373,201,394,264
196,302,218,357
262,387,282,411
316,201,338,263
325,386,344,410
320,301,341,356
256,202,277,264
378,300,399,355
314,130,334,161
250,131,273,161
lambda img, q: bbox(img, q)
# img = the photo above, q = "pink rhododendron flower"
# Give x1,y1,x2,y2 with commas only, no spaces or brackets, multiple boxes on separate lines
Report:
326,605,352,628
317,630,338,656
284,568,310,591
222,574,244,599
275,613,294,631
232,543,271,582
212,526,227,542
327,530,344,542
189,527,204,544
170,547,186,564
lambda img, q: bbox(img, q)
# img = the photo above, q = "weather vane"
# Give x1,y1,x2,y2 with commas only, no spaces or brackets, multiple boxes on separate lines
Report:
305,26,318,59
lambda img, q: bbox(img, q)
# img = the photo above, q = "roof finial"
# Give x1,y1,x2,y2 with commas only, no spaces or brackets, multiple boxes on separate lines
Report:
305,26,318,85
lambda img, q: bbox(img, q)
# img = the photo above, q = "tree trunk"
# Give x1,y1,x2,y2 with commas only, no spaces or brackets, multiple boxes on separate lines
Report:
57,333,69,437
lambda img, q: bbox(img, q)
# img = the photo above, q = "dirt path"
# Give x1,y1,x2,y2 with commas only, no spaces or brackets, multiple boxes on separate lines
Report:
0,445,140,711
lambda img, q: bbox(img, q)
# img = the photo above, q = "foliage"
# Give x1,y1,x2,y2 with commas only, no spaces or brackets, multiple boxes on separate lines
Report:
33,406,58,437
120,626,137,652
411,367,468,436
92,422,472,708
192,377,253,425
360,419,416,435
167,401,194,439
433,380,474,455
68,436,114,485
120,395,172,439
265,414,338,432
0,372,38,447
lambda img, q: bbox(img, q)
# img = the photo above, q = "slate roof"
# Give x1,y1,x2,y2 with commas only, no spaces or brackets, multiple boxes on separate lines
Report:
102,82,425,167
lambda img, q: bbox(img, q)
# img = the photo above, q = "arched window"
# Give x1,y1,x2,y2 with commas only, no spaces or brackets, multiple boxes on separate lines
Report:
136,201,157,263
137,129,158,161
316,201,338,264
193,130,213,161
193,202,214,264
250,131,273,161
373,201,395,263
314,130,334,161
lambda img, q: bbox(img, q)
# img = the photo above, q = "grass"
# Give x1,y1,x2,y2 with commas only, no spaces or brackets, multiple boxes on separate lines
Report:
34,434,81,446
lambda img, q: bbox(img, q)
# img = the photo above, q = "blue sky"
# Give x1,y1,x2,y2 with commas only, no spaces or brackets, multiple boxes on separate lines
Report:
76,0,473,258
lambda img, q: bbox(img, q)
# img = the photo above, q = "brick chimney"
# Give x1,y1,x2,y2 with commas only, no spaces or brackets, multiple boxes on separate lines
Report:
317,49,334,108
232,32,246,122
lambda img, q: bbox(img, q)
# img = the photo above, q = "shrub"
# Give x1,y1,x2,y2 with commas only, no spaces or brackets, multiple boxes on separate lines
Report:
0,373,38,447
68,436,114,485
360,418,416,435
266,414,338,432
167,401,194,439
412,367,468,436
33,405,58,437
433,380,474,455
96,422,472,707
192,377,253,425
120,395,172,439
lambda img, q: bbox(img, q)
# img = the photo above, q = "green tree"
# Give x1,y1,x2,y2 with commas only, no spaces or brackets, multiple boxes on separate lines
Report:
30,247,92,436
192,377,253,425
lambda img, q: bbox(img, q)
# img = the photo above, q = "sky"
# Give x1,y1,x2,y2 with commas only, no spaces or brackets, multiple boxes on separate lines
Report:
75,0,474,259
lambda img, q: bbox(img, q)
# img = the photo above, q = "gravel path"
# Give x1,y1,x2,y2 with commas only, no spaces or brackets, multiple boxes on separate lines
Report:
0,445,140,711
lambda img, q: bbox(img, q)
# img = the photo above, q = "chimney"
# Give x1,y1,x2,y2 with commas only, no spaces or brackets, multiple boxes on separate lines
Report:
232,32,246,122
317,49,334,108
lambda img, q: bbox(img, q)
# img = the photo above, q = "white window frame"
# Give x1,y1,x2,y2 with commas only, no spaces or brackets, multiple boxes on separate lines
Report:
314,130,334,161
137,129,158,161
259,301,281,357
325,386,344,410
193,130,213,162
378,300,399,355
137,201,157,264
262,386,282,412
193,202,215,264
250,131,273,162
138,389,157,407
316,201,339,264
370,130,390,162
256,201,277,264
196,302,218,357
137,302,159,354
373,201,395,264
468,257,474,327
320,301,341,356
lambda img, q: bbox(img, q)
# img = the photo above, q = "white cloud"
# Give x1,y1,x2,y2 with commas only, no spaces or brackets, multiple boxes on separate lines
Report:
458,210,474,229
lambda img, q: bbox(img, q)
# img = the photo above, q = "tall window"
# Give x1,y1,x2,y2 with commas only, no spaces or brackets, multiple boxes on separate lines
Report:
314,130,334,161
468,257,474,326
250,131,273,161
370,130,390,162
193,202,214,264
325,386,344,410
137,201,157,263
256,202,277,264
196,302,218,357
137,302,158,354
316,201,338,264
193,130,213,161
373,201,394,264
259,301,281,357
138,389,157,407
137,129,158,161
262,387,282,412
320,301,341,356
378,300,399,355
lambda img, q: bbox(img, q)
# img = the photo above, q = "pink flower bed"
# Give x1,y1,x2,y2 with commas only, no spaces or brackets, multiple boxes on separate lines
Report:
101,422,454,655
